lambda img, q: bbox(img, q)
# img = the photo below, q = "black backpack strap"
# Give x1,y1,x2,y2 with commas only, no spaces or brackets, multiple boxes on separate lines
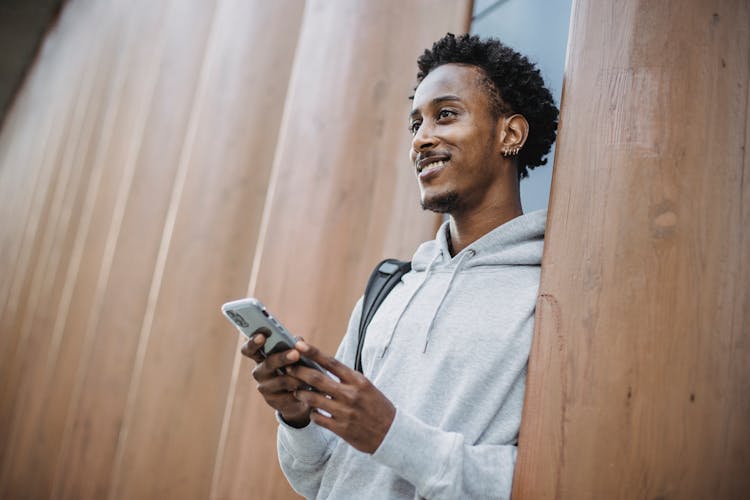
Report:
354,259,411,373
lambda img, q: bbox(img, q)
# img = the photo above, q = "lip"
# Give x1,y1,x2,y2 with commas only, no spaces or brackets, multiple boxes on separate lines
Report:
418,159,449,180
416,153,450,173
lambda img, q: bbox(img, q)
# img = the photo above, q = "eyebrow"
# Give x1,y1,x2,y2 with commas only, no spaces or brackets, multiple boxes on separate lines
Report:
409,94,462,119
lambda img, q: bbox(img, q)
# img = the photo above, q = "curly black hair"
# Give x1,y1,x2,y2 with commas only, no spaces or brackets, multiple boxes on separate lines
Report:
416,33,559,178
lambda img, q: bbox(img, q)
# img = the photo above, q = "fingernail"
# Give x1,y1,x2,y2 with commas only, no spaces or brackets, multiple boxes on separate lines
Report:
296,341,309,352
253,334,264,344
286,351,297,361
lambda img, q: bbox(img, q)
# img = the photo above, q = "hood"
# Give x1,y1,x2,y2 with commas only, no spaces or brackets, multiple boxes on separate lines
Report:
379,209,547,356
411,209,547,270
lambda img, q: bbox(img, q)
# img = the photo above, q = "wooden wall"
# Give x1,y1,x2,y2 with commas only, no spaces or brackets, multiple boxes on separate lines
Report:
0,1,469,498
513,0,750,498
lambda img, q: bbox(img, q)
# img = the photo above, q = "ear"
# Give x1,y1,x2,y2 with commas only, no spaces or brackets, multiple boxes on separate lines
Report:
498,114,529,156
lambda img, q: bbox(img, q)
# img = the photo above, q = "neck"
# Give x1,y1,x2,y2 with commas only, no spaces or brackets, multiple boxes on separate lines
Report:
447,196,522,256
443,158,524,256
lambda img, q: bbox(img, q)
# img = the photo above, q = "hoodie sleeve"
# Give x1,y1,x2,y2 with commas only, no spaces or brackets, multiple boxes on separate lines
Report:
371,408,517,499
276,414,336,499
275,298,364,498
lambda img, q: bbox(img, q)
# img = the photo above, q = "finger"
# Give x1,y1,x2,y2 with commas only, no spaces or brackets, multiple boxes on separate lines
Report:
257,375,308,395
294,389,342,416
309,409,341,435
287,365,340,396
253,349,301,380
295,341,355,383
240,334,266,363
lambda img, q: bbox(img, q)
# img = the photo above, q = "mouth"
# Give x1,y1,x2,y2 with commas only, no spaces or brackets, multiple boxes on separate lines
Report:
417,153,450,171
417,157,449,179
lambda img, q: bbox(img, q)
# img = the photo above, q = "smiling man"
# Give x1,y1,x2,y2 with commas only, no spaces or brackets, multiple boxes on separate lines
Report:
242,33,558,499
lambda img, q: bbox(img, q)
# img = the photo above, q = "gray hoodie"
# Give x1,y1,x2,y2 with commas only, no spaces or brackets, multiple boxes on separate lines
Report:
277,209,546,499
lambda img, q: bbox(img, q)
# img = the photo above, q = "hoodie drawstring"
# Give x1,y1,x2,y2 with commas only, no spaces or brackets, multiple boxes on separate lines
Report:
380,248,476,358
380,250,443,358
422,249,474,352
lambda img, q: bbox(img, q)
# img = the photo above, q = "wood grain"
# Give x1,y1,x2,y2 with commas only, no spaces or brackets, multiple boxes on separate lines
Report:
104,2,305,499
513,0,750,498
51,2,219,499
0,2,119,493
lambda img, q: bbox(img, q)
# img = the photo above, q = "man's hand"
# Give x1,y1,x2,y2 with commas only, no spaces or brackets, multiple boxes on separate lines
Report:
241,334,311,427
286,340,396,454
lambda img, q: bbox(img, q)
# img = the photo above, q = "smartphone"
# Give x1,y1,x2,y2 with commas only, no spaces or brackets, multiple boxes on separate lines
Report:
221,297,324,373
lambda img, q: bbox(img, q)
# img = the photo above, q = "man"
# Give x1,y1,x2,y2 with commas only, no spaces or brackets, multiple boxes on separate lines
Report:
242,33,558,499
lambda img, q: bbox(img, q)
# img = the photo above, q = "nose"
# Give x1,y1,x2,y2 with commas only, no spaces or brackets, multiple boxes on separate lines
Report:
411,122,437,156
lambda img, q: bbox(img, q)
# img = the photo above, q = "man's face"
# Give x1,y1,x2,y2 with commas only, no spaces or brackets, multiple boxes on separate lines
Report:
409,64,506,214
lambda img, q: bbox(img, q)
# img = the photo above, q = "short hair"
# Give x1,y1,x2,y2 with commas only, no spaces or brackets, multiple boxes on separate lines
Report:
416,33,559,178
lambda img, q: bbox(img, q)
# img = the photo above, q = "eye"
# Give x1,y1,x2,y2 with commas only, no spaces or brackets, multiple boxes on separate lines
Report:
408,120,422,135
437,109,457,120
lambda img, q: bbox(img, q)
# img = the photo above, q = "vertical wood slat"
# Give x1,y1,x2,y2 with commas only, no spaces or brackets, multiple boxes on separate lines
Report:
210,1,470,499
0,0,121,484
513,0,750,498
0,0,300,498
1,0,173,493
0,1,200,497
0,0,97,413
0,0,93,308
52,1,220,499
106,1,305,499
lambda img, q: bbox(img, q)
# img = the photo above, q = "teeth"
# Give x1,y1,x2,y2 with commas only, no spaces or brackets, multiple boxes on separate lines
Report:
419,160,446,173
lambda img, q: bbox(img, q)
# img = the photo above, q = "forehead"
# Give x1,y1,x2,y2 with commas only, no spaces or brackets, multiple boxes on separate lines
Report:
411,64,488,113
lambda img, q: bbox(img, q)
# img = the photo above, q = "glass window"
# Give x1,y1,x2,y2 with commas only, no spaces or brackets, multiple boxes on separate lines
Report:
471,0,572,212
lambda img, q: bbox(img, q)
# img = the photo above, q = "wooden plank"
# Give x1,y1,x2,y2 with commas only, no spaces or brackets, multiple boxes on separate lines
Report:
513,0,750,498
210,1,469,498
0,0,93,387
0,1,177,496
105,1,305,499
0,2,118,490
50,1,219,498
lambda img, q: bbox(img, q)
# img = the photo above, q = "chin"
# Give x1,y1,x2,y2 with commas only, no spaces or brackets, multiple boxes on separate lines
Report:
421,191,460,214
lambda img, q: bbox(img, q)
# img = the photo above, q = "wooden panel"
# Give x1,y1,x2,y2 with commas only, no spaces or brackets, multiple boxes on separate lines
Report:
50,2,219,499
0,0,94,396
0,0,302,498
210,1,470,499
105,1,305,499
0,1,217,497
0,0,119,485
513,0,750,498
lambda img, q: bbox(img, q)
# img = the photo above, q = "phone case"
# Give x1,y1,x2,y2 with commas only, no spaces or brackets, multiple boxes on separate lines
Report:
221,298,324,373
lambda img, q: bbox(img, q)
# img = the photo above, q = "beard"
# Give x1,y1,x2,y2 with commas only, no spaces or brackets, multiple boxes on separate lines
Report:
421,191,461,214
